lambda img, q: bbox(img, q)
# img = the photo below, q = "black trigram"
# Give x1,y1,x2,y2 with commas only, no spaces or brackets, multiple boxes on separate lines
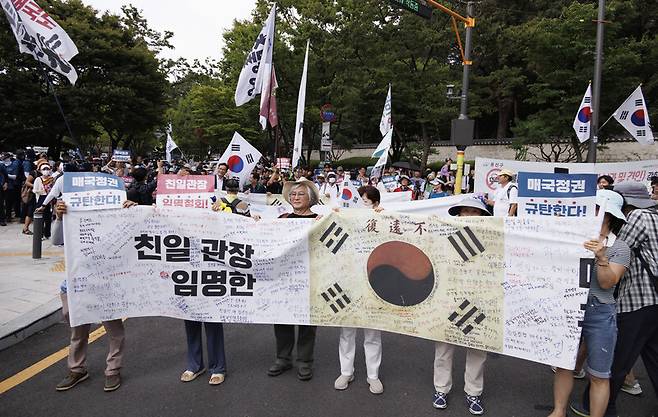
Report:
619,110,630,120
637,130,646,137
321,283,351,313
584,97,591,104
231,144,240,152
319,221,349,254
579,126,588,133
579,258,594,289
635,99,644,107
270,198,283,206
448,299,486,335
246,153,254,164
447,227,485,262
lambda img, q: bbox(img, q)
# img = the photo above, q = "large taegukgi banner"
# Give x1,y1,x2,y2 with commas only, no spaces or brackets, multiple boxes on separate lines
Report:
64,207,599,369
474,157,658,194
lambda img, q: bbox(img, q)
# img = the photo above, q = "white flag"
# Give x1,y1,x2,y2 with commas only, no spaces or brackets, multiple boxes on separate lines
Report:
235,4,276,107
372,129,393,169
379,84,392,137
219,132,263,190
292,40,310,169
613,85,654,145
165,125,178,163
573,84,592,143
338,177,364,208
1,0,78,84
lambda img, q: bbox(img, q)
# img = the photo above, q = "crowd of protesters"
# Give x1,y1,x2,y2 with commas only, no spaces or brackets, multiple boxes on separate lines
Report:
2,147,657,416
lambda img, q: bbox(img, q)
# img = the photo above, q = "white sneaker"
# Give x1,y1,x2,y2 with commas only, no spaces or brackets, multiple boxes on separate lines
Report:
621,380,642,396
367,377,384,394
334,374,354,390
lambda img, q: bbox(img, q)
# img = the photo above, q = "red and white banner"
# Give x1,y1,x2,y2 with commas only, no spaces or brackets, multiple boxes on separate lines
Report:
156,174,214,209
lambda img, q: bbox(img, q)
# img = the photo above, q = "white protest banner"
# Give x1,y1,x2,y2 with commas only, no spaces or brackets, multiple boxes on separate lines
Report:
65,208,598,369
474,157,658,194
156,174,214,209
517,172,597,217
1,0,78,84
62,173,125,211
111,149,131,163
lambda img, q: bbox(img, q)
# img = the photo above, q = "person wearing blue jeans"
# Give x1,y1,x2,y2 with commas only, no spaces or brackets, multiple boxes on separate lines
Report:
180,321,226,385
548,190,630,417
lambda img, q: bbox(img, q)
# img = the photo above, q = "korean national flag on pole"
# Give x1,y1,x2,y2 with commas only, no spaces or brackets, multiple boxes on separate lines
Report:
613,85,654,145
1,0,79,84
338,176,364,208
573,84,592,143
219,132,262,190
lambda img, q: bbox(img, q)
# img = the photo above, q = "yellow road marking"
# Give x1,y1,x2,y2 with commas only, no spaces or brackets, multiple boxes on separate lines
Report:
0,251,62,257
0,320,124,395
50,261,66,272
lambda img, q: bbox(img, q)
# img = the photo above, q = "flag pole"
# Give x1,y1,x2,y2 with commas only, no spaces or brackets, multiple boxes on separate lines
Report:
587,0,607,163
598,112,616,131
39,63,78,148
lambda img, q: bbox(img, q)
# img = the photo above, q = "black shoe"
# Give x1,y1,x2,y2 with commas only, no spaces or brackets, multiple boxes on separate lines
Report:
267,362,292,377
104,374,121,392
56,371,89,391
0,221,6,226
297,366,313,381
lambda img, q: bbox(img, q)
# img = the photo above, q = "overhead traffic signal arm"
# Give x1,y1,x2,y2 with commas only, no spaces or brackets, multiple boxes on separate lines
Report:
425,0,475,65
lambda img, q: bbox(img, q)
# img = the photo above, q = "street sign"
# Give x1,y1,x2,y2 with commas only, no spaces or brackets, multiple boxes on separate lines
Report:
389,0,432,19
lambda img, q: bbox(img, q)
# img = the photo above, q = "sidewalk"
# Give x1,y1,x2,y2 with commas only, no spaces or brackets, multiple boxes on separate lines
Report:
0,221,65,350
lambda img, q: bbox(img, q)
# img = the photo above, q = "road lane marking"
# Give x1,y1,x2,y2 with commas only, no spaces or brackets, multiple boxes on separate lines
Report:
0,325,109,394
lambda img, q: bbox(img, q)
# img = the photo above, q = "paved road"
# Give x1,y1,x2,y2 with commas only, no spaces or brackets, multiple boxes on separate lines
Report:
1,317,656,417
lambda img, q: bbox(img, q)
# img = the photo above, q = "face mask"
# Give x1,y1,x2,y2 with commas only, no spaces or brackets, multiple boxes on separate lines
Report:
41,169,51,176
328,177,336,184
3,159,10,166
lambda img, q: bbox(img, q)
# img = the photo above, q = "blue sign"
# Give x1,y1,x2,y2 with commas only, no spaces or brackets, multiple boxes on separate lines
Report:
517,172,597,198
63,173,126,211
64,172,125,192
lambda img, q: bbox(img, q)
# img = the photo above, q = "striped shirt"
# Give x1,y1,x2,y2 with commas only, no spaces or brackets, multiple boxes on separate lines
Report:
616,207,658,313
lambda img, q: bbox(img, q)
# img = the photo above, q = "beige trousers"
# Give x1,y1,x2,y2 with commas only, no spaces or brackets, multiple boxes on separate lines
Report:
433,342,487,396
61,293,125,376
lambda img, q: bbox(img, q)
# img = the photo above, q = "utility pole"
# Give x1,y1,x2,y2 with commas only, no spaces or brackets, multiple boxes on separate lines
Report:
452,1,474,195
459,1,474,121
587,0,606,163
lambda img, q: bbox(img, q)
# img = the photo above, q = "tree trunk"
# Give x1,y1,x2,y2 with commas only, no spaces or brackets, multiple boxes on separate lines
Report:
497,97,514,139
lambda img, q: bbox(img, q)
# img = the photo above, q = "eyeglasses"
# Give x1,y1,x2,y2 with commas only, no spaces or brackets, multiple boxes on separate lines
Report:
289,192,307,197
41,168,51,171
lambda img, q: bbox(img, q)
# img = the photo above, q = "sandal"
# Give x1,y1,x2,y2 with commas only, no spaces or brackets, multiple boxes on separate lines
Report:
22,229,33,235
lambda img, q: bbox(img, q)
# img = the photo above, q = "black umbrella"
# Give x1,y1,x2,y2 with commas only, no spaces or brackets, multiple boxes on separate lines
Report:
392,161,421,171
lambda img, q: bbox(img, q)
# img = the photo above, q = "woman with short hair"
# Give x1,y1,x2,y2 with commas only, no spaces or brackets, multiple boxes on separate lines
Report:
334,185,385,394
268,179,319,381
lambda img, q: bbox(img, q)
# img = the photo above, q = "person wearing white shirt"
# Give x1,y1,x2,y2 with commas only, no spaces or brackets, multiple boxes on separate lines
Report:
486,168,518,217
319,172,340,199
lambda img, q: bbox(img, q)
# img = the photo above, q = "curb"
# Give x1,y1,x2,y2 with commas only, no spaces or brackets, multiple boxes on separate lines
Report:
0,297,62,351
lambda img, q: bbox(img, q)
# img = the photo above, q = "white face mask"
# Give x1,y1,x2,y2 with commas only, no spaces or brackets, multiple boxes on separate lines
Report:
328,177,336,184
3,159,10,166
41,169,52,176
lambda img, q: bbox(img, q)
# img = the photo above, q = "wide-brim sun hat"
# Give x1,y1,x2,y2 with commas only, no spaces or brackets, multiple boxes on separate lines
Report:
282,178,320,205
498,168,515,178
596,189,626,221
448,197,492,216
613,181,657,209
